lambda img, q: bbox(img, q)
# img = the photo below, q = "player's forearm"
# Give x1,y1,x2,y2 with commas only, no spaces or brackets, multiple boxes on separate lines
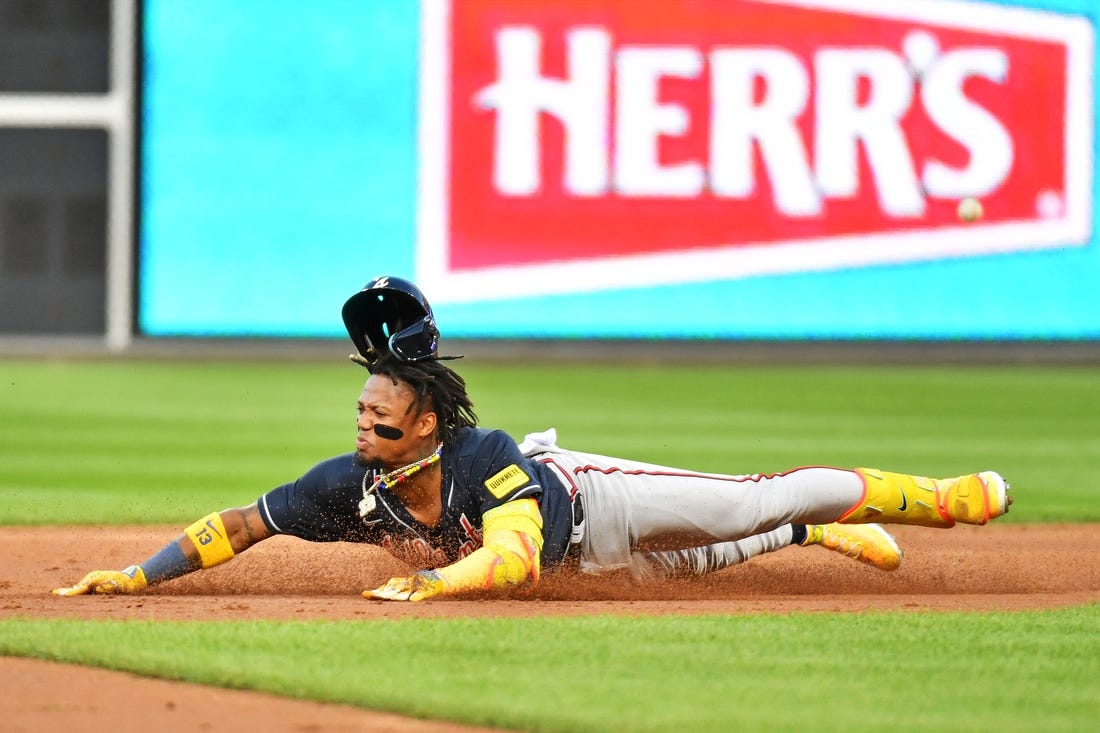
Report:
434,528,542,594
366,498,546,602
132,511,233,585
53,504,273,596
138,505,271,586
435,498,545,594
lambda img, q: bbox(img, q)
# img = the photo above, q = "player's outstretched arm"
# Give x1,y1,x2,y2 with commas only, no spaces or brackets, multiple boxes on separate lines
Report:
367,498,544,602
52,502,273,596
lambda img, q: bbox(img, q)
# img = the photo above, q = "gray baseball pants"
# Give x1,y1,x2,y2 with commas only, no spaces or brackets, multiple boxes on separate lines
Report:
530,444,862,577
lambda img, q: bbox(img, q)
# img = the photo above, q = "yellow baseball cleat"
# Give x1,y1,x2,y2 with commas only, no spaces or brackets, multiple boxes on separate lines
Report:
842,469,1012,528
942,470,1012,525
802,523,902,571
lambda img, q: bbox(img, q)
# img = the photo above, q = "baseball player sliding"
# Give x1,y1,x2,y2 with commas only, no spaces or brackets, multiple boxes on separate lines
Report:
54,277,1011,601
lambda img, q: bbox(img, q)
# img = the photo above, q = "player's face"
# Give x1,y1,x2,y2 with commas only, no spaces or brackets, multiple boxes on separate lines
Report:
355,375,436,467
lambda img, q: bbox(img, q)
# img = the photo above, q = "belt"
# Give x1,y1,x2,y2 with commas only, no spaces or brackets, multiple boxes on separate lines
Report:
570,490,585,544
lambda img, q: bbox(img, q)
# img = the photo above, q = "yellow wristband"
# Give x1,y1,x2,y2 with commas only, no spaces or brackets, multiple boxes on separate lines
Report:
183,512,235,568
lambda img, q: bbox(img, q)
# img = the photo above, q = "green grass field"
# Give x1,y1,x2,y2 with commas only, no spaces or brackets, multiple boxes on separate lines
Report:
2,358,1099,731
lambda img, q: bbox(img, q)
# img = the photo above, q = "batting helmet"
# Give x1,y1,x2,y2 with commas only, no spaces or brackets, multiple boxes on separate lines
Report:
341,276,440,364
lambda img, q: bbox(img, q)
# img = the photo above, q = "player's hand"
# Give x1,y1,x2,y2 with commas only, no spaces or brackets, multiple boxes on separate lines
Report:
52,566,148,596
364,570,446,602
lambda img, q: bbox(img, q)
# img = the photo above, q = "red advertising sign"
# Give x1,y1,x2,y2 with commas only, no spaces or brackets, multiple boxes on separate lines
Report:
417,0,1093,301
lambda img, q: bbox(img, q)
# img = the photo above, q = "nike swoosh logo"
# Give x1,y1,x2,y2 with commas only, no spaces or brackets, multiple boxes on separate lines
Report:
898,489,908,512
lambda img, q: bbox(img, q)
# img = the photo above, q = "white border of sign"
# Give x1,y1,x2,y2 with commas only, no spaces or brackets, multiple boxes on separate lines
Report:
0,0,135,347
416,0,1094,304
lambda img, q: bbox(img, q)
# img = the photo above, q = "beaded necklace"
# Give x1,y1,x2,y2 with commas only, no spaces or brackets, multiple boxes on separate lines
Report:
359,442,444,518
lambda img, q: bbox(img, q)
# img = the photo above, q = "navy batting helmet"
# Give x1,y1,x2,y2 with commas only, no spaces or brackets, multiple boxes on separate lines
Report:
341,276,440,364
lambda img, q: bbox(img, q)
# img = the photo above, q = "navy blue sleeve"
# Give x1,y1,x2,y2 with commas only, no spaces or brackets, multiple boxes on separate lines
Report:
257,453,378,543
463,430,546,515
450,429,574,565
527,460,574,566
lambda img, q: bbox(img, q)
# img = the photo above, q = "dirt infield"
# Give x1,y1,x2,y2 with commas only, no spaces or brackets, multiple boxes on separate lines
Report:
3,523,1098,732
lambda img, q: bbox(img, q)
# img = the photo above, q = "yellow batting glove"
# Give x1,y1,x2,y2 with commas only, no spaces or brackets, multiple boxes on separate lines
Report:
364,570,446,602
52,566,148,596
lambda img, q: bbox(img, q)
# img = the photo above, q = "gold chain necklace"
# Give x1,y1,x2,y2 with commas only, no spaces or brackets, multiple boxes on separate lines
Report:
359,442,443,518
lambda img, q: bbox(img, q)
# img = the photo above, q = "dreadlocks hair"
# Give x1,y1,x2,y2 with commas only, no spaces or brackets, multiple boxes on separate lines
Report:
365,353,478,447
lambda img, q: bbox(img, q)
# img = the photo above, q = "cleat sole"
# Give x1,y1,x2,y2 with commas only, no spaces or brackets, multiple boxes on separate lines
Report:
978,471,1011,521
